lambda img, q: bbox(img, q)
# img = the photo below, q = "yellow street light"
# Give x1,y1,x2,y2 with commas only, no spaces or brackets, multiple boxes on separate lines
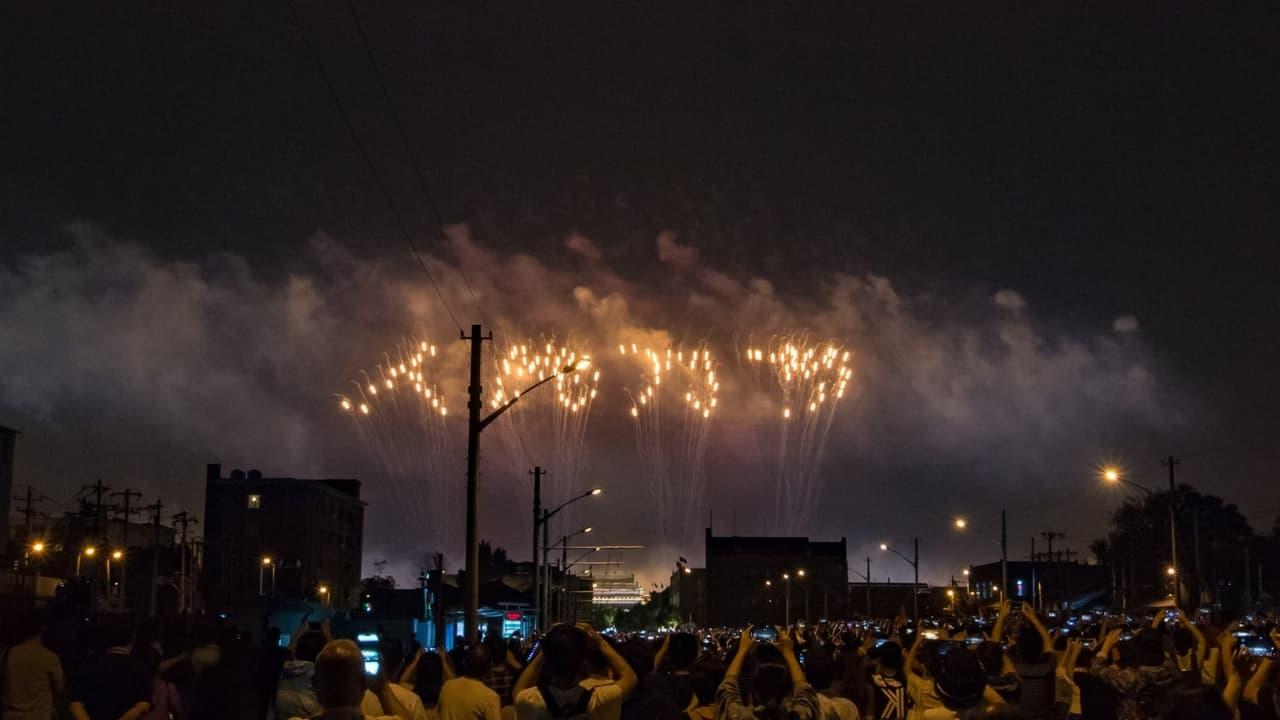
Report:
590,488,603,496
583,527,593,534
84,546,97,557
954,518,967,530
962,569,970,576
262,556,273,565
879,543,888,551
765,580,773,587
797,568,806,577
946,588,955,597
31,541,45,554
1166,567,1177,576
683,567,692,574
782,573,790,581
318,585,329,594
111,550,123,560
1103,467,1121,483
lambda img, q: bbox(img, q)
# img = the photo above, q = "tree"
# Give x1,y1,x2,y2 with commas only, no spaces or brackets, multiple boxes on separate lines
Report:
1096,484,1257,609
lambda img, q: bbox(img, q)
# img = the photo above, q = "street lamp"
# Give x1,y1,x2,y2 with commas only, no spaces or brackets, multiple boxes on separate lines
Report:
77,546,96,575
31,541,45,554
881,539,920,626
532,471,604,633
466,352,589,641
1100,465,1181,605
318,584,331,608
952,511,1008,604
260,556,276,596
107,550,124,606
544,527,594,624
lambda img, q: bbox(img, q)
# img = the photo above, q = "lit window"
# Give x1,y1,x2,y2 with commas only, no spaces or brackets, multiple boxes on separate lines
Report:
248,494,262,509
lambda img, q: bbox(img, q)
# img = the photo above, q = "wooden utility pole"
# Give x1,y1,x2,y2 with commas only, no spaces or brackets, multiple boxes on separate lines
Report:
110,488,143,610
143,499,163,617
172,511,197,613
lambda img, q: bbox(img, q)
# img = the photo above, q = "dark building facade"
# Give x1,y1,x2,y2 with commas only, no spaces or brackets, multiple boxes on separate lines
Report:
967,559,1108,610
0,425,17,553
202,464,363,611
704,529,848,626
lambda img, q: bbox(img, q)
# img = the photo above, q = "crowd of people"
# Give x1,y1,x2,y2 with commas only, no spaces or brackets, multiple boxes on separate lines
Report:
2,602,1278,720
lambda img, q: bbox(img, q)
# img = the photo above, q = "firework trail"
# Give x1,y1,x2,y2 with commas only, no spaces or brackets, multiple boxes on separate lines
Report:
490,338,600,528
741,334,853,534
620,342,718,549
335,339,459,560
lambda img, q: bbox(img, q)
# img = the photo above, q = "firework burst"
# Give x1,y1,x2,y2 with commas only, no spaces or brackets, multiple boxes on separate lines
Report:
621,342,718,547
741,334,853,533
335,338,459,559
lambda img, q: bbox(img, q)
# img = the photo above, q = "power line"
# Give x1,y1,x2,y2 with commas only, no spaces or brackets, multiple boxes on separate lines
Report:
284,0,462,332
343,0,491,329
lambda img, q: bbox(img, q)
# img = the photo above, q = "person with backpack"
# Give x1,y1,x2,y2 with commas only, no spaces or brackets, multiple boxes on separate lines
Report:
715,626,819,719
513,624,636,720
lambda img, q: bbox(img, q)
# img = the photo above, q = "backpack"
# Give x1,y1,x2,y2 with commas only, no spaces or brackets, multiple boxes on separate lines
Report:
537,685,594,720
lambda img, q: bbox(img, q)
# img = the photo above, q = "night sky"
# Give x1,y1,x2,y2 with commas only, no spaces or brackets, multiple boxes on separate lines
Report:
3,3,1278,587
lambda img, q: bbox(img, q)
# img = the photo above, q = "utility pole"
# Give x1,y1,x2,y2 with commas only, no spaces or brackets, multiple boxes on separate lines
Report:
143,499,163,617
16,486,35,542
531,466,543,632
913,537,919,627
1192,506,1202,606
462,323,492,642
172,511,197,613
1163,456,1181,605
82,479,111,549
1039,532,1062,608
1030,537,1038,610
432,552,446,647
866,556,872,618
111,488,142,610
1000,509,1008,605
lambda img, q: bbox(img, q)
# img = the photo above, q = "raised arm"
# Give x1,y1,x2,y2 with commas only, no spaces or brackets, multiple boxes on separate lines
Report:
1242,630,1279,705
1176,612,1208,665
585,627,637,698
399,648,423,687
512,647,543,698
439,645,457,681
288,611,313,654
653,633,671,672
990,600,1012,642
905,632,925,686
1021,603,1054,655
725,628,755,680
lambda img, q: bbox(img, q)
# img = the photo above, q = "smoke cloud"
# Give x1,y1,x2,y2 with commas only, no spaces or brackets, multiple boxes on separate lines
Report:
0,222,1179,585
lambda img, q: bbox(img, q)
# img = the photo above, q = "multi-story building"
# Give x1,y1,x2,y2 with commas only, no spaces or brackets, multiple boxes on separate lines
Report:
0,425,18,554
966,558,1108,610
202,463,363,611
704,529,849,626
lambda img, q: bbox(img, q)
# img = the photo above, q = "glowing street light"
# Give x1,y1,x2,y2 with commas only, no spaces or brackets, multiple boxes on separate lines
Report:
76,546,96,575
318,584,331,608
259,555,277,595
881,539,921,626
31,541,45,554
1103,467,1121,483
1165,567,1177,576
112,550,124,560
954,517,967,530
